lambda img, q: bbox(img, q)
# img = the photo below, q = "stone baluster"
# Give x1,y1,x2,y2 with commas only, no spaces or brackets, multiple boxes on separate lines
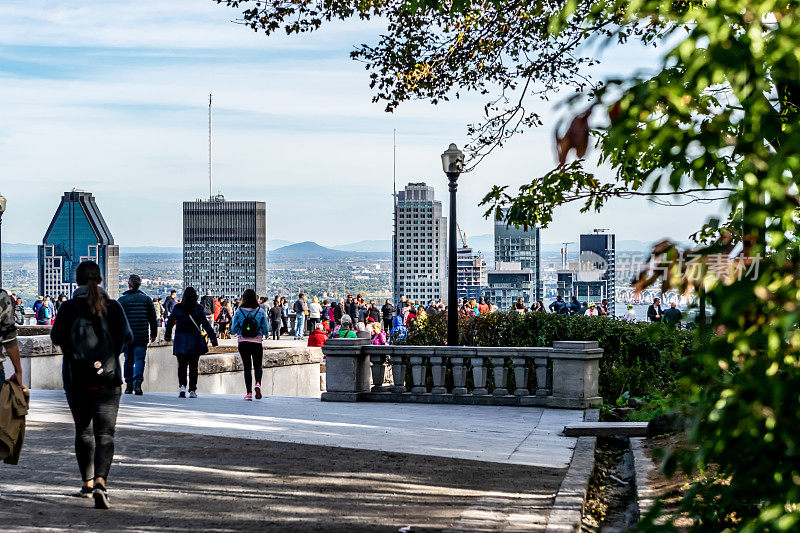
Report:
491,348,514,396
471,355,489,395
451,358,467,395
429,354,447,394
443,347,474,395
409,355,427,393
534,357,549,396
511,354,530,396
389,354,407,393
365,346,391,393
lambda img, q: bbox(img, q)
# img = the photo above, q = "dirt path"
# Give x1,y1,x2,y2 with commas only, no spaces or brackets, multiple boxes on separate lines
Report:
1,421,565,532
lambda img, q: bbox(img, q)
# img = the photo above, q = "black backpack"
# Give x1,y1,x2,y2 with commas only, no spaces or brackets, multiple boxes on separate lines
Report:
241,310,259,337
69,313,118,386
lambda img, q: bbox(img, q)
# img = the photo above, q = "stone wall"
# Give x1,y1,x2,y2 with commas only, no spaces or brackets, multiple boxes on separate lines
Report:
4,328,324,397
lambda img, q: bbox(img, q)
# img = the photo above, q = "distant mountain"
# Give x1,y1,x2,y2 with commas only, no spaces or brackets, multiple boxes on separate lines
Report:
268,239,295,251
271,241,351,258
271,241,390,259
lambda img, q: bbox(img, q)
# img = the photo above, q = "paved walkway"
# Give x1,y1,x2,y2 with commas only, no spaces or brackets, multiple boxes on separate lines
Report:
27,390,584,469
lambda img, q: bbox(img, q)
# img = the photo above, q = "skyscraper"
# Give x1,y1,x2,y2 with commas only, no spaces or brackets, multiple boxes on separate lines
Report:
183,195,266,298
38,190,119,299
393,182,447,303
579,231,616,315
493,212,542,302
456,246,486,301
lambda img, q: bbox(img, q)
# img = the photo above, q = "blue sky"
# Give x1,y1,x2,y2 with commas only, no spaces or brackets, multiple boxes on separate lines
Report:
0,0,725,247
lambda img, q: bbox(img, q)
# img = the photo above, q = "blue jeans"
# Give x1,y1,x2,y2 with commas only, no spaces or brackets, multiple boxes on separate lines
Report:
295,314,305,338
124,344,148,385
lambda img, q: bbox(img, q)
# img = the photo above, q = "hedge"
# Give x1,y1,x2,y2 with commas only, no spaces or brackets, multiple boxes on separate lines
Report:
399,311,698,403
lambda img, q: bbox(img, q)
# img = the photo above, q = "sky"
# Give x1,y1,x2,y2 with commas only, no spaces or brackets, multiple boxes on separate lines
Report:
0,1,727,248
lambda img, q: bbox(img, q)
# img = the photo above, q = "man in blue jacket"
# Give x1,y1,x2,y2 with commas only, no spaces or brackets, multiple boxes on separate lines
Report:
549,295,568,314
118,275,157,395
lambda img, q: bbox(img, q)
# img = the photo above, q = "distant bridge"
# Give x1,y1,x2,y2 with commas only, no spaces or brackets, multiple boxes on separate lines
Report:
615,288,692,306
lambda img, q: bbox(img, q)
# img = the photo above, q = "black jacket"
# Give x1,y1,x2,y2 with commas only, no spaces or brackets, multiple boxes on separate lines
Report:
118,289,157,346
381,303,395,320
51,287,133,391
347,300,358,320
165,303,218,356
201,295,215,315
164,295,177,317
647,304,662,322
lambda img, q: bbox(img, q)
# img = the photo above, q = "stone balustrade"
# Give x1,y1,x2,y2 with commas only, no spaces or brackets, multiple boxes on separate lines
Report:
321,340,603,409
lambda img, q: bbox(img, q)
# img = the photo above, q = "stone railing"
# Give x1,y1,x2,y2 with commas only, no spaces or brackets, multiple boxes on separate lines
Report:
5,329,324,397
321,339,603,409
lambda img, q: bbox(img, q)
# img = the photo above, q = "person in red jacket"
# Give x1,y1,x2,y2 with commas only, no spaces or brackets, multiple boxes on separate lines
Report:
307,323,328,347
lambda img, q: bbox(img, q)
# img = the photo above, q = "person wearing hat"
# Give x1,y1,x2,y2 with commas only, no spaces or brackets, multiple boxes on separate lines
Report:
624,304,637,323
584,301,599,317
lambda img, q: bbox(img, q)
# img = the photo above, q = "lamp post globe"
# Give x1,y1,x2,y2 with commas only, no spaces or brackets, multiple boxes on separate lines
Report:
441,144,464,346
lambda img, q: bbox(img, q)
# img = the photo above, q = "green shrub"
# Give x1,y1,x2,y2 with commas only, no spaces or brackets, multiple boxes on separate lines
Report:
402,311,697,403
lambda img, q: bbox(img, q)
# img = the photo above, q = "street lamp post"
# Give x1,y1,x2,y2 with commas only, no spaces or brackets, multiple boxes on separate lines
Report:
441,143,464,346
0,194,6,289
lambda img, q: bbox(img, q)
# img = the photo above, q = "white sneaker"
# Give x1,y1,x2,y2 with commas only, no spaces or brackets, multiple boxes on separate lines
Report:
189,390,198,398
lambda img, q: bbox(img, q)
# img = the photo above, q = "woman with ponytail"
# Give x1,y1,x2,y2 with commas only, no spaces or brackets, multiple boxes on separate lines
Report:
51,260,132,510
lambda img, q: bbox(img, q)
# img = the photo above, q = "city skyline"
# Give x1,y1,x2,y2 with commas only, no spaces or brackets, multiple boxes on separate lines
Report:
0,1,726,251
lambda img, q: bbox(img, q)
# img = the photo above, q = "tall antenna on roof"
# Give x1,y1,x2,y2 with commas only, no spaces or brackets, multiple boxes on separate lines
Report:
208,93,213,200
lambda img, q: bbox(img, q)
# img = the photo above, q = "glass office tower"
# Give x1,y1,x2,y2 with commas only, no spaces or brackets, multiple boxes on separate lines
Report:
38,190,119,299
493,211,543,302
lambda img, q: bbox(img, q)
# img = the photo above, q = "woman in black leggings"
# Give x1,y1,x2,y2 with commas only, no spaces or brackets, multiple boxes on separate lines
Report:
231,289,270,400
165,287,218,398
51,261,133,509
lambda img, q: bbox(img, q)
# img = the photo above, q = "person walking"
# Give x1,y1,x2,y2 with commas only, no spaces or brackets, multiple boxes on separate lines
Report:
163,290,177,320
117,275,157,396
268,297,283,340
231,290,269,400
381,299,394,333
50,261,132,509
164,287,217,398
308,296,322,333
293,293,308,340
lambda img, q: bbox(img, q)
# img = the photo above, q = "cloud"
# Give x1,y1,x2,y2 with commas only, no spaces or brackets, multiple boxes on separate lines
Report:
0,1,726,249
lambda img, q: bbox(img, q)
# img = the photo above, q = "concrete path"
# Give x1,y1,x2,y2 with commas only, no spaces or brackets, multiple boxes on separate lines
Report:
27,390,584,469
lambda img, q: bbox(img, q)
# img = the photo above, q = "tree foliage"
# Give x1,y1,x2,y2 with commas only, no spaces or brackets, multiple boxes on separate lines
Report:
216,0,659,169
